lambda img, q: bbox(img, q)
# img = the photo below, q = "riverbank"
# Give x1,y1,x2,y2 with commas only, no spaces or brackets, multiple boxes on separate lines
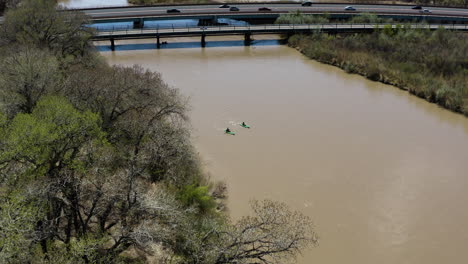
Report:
288,29,468,116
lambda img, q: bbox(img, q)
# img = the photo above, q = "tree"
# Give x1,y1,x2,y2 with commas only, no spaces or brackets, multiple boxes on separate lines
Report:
177,200,318,264
0,191,44,263
0,0,20,13
0,2,320,261
1,0,93,59
0,96,200,262
63,65,197,186
0,48,62,116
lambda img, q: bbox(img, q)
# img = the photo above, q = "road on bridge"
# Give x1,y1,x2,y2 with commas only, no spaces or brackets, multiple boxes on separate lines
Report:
81,3,468,21
1,3,467,24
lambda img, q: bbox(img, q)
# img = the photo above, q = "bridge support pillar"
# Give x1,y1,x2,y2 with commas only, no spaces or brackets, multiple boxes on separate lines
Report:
201,33,206,48
244,33,252,46
156,35,160,49
133,18,144,29
110,38,115,51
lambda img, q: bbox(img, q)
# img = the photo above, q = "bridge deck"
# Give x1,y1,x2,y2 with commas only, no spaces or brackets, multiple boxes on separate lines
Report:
92,23,468,40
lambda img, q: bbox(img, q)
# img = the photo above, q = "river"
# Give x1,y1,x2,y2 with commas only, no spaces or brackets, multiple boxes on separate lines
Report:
99,37,468,264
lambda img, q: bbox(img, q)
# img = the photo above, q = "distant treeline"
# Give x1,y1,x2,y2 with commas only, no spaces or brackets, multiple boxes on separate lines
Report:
0,0,317,263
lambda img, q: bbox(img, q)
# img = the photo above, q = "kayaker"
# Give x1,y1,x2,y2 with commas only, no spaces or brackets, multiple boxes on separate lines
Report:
242,122,246,126
226,128,231,133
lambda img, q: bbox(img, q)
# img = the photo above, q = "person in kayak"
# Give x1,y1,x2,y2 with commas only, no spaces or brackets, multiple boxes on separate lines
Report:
226,128,231,133
242,122,246,127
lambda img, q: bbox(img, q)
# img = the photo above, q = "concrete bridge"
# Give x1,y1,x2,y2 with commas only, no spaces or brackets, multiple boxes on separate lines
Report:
81,3,468,28
2,3,468,26
92,23,468,50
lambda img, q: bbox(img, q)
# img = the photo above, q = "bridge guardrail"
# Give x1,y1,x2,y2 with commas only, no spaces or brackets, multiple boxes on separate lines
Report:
93,23,468,37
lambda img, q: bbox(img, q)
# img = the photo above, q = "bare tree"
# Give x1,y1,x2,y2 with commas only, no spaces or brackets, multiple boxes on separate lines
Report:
1,0,93,58
0,48,62,115
177,200,318,264
63,65,197,186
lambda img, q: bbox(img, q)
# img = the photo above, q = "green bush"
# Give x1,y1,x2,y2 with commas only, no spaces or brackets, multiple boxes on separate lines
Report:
276,11,329,24
178,184,217,214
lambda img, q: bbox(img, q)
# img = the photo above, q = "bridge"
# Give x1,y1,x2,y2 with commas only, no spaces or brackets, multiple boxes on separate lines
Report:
82,3,468,28
92,23,468,50
1,3,468,26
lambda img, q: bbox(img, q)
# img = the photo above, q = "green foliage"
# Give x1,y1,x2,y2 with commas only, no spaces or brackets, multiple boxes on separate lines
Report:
178,184,216,214
1,96,103,182
0,1,317,263
382,24,397,36
276,11,329,24
0,192,44,263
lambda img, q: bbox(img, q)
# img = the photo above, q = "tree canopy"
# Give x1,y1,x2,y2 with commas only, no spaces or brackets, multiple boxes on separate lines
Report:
0,1,318,263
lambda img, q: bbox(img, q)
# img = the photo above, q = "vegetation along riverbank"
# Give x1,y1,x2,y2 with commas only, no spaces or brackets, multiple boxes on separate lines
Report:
0,0,317,263
278,13,468,115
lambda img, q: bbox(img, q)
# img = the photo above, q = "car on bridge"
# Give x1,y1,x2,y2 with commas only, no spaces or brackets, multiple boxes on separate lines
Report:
420,9,432,13
166,9,181,13
344,6,356,11
219,4,230,8
258,7,272,11
301,1,313,6
229,7,239,11
412,5,423,10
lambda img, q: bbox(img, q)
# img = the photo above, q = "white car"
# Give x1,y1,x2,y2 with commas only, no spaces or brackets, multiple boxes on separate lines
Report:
344,6,356,11
420,9,431,13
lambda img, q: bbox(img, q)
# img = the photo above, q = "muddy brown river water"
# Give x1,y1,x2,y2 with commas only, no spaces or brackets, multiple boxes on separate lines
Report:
100,36,468,264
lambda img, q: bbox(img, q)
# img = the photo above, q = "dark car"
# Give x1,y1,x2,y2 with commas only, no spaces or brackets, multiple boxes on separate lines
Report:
412,5,422,10
344,6,356,11
258,7,271,11
219,4,230,8
166,9,181,13
301,1,312,6
229,7,239,11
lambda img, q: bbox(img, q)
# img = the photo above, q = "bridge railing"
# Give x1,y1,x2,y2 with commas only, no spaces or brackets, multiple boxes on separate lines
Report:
93,23,468,36
92,23,468,32
91,22,401,32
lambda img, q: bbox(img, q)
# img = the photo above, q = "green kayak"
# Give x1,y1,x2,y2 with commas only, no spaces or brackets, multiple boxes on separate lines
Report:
240,123,250,128
225,130,235,135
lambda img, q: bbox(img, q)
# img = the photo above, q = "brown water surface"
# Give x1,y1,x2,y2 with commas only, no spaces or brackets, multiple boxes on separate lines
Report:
101,37,468,264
